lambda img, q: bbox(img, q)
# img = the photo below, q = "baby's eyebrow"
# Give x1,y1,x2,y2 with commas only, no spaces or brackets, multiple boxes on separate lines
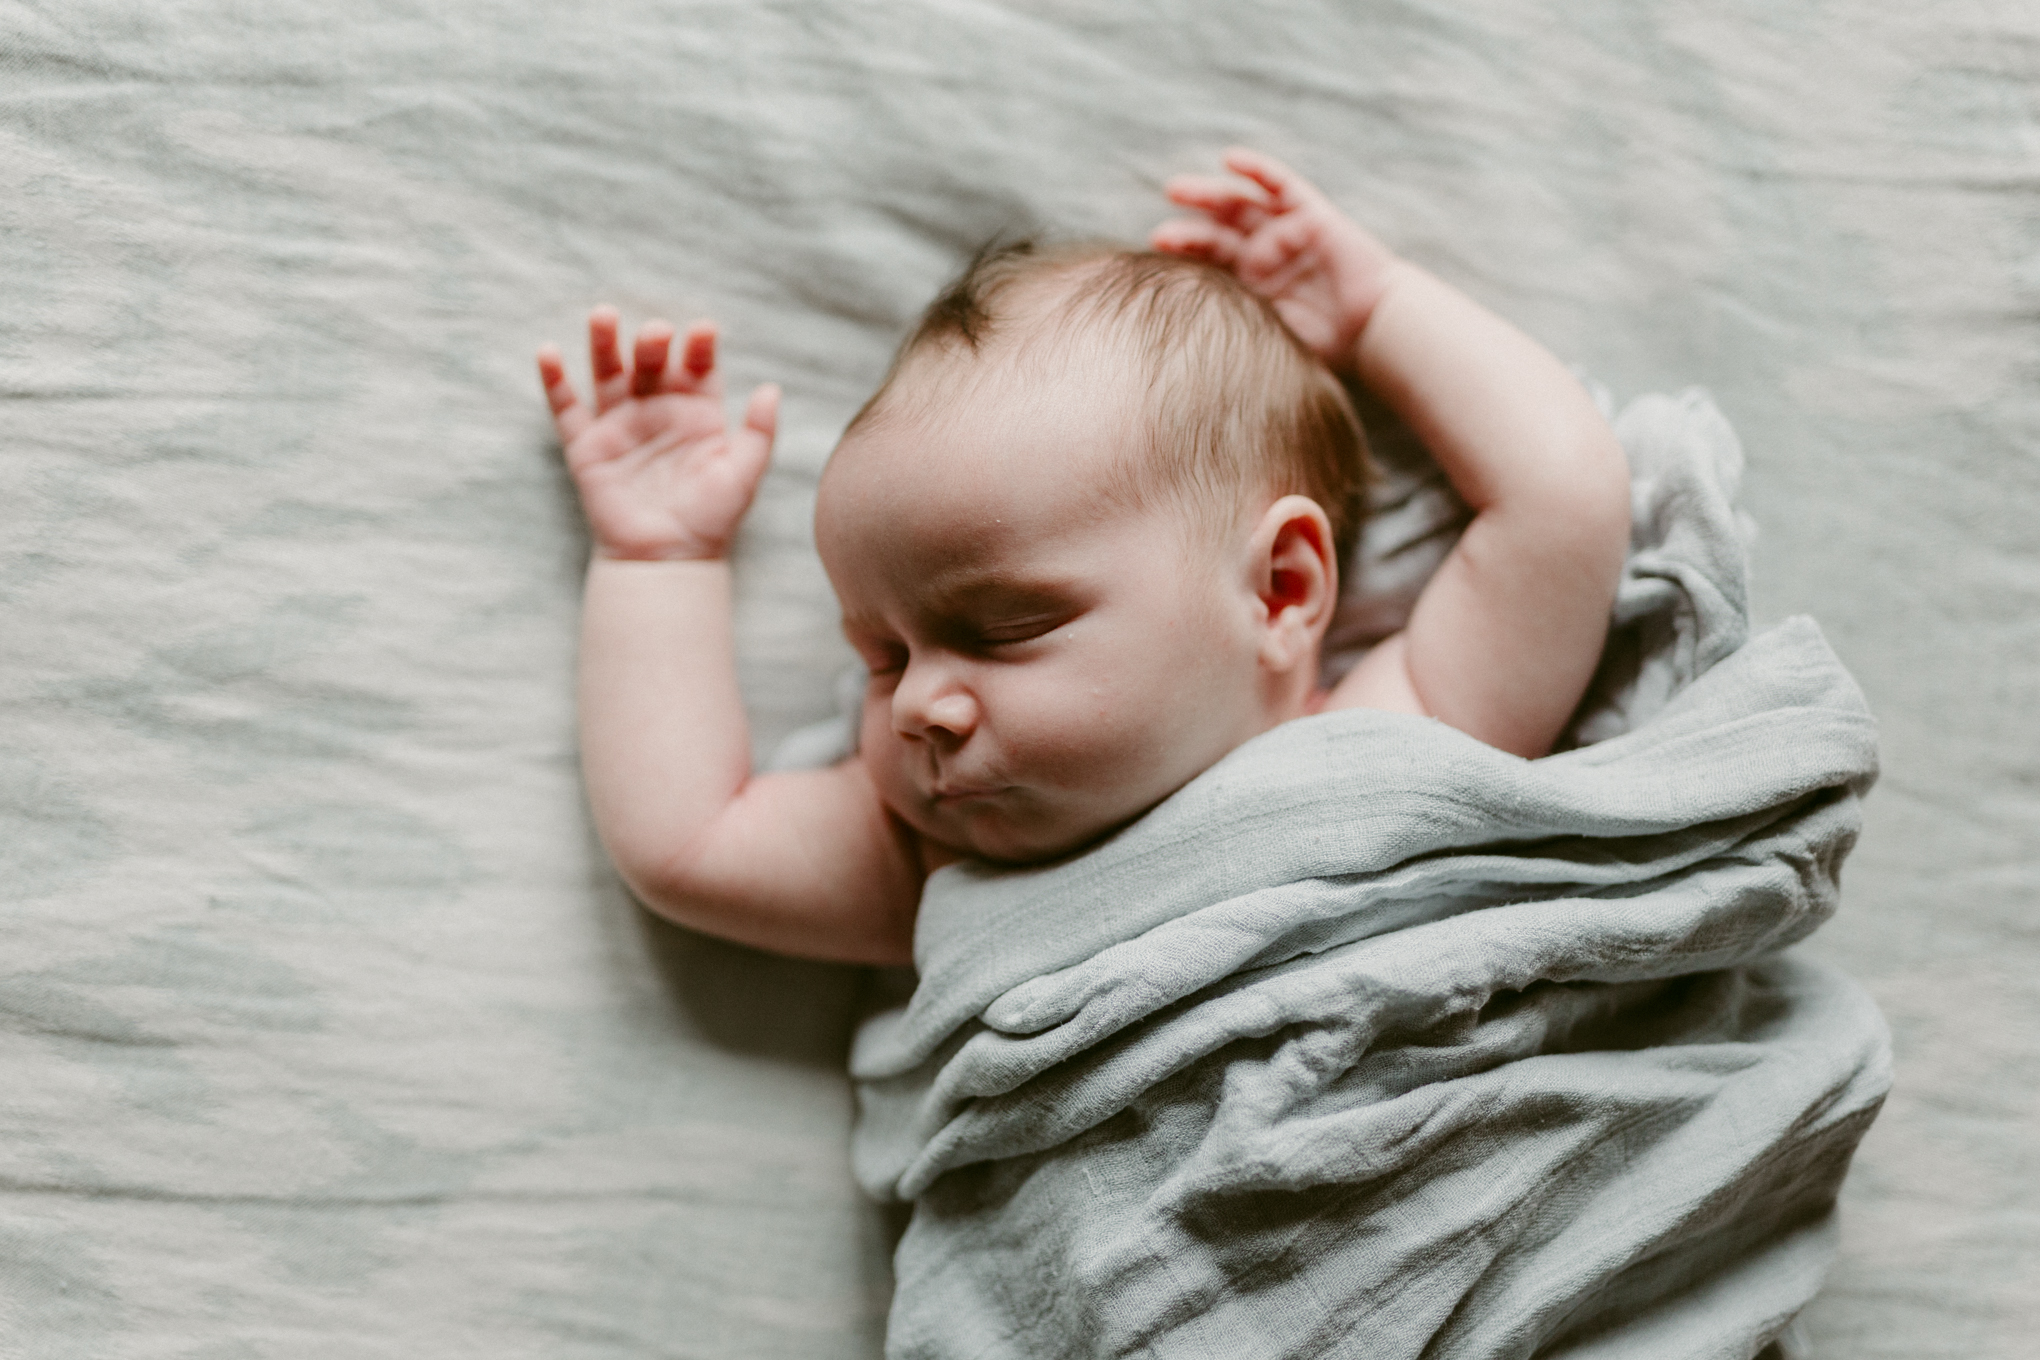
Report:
838,572,1091,639
921,566,1086,607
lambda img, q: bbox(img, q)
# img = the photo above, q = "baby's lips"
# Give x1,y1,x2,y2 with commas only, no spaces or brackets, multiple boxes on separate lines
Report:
930,782,1006,803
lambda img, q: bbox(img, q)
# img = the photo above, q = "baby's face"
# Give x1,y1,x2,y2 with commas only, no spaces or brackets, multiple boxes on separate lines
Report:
816,369,1273,865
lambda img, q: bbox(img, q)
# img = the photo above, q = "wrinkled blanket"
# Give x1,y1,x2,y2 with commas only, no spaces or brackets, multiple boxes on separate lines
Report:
849,393,1889,1359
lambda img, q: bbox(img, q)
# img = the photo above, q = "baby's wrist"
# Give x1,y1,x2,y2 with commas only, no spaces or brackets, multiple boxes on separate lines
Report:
585,551,734,591
1342,257,1412,355
592,537,730,565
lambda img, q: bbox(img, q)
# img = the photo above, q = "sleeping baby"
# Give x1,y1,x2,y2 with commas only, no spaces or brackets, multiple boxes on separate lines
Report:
542,151,1886,1360
535,148,1632,963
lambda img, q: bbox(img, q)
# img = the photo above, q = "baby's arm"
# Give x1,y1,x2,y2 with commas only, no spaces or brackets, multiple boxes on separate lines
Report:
1155,152,1631,758
539,310,920,964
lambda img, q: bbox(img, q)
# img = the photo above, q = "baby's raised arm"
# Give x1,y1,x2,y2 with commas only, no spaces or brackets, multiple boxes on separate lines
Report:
540,311,920,964
1155,152,1631,758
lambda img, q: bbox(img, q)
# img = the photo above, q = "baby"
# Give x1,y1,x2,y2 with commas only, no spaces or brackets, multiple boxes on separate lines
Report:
535,151,1631,967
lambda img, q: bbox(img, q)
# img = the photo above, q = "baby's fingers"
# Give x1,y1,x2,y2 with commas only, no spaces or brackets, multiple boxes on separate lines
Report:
735,382,779,465
719,383,780,508
1235,209,1323,290
744,381,779,436
1221,148,1316,211
588,306,629,414
536,344,593,443
1163,173,1271,235
665,320,723,397
631,321,673,399
1150,217,1244,267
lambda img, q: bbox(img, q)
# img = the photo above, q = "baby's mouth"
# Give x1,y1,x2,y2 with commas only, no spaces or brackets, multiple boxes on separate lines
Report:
930,782,1005,803
927,768,1009,803
924,749,1005,804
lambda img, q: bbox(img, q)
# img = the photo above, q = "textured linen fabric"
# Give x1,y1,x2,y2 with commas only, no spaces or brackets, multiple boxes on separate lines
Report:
4,2,2037,1356
851,393,1889,1358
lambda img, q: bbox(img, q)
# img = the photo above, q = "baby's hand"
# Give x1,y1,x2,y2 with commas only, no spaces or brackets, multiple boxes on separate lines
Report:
1152,150,1398,368
538,308,779,562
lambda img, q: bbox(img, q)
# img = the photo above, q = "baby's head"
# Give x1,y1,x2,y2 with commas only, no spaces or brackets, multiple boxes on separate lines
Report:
817,242,1370,865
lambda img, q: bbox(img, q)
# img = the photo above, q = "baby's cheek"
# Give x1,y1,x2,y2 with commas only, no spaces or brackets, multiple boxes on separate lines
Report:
1017,689,1165,796
855,716,915,807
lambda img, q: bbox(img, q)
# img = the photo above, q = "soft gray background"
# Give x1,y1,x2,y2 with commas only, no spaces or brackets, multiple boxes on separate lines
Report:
2,1,2033,1356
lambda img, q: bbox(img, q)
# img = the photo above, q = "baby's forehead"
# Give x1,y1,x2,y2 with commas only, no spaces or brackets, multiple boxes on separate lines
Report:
832,375,1128,503
817,362,1189,564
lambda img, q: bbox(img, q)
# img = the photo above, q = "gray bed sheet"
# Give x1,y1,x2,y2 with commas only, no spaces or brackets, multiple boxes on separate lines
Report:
3,2,2035,1356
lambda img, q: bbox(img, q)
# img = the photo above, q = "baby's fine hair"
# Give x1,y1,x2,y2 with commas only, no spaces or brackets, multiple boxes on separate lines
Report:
846,240,1372,562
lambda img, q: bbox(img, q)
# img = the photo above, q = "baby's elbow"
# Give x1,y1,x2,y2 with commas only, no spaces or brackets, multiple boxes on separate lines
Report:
608,828,723,929
620,855,774,952
617,837,918,969
617,855,706,929
1560,420,1633,577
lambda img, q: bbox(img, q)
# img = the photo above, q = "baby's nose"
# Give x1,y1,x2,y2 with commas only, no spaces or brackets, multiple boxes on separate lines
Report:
922,693,978,735
894,668,980,742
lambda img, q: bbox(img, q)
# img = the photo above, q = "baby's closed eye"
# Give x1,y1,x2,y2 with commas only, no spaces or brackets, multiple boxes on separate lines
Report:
972,612,1074,647
839,596,1084,673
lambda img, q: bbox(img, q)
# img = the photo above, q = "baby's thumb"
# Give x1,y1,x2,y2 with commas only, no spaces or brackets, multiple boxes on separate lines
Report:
728,383,780,487
743,383,781,444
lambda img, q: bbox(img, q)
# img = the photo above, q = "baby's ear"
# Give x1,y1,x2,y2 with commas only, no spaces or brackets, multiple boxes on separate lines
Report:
1252,495,1338,672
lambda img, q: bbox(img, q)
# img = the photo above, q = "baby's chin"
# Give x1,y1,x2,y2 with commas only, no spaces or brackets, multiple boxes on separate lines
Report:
913,794,1151,870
